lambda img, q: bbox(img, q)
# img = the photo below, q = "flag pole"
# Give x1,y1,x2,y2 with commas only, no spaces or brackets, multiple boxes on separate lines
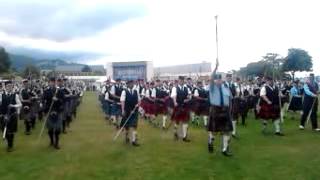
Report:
215,15,219,62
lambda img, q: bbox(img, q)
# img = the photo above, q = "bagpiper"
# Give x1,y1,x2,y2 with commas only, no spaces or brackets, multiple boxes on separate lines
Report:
154,79,170,129
257,76,284,136
191,81,209,127
109,79,123,128
207,60,233,156
300,74,320,131
225,73,239,138
287,80,303,116
43,78,65,149
171,76,192,142
20,79,37,135
0,80,22,152
120,80,140,146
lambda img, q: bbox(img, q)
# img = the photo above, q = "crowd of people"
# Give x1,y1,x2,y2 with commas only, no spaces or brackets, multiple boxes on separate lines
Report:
0,77,84,152
99,60,319,157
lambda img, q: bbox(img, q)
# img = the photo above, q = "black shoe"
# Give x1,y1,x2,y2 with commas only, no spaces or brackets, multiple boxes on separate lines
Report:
275,132,285,136
132,141,140,147
182,137,191,142
208,143,214,153
54,144,60,150
232,134,239,139
125,137,130,144
6,147,13,152
222,150,232,157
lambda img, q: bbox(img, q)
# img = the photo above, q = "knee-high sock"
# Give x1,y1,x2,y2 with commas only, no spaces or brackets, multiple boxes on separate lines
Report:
117,117,122,126
191,112,195,122
273,119,281,133
6,134,14,148
203,116,208,126
174,123,178,134
208,131,214,144
111,116,116,123
54,130,60,146
232,121,237,135
162,115,167,128
182,123,188,138
48,130,54,144
132,130,137,142
263,120,268,129
222,134,230,152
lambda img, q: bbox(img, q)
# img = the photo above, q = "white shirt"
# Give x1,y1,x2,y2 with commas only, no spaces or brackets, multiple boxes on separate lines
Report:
145,89,151,98
104,92,109,100
140,88,146,97
120,89,141,102
0,92,22,109
260,85,273,96
170,85,191,98
101,86,106,94
151,88,156,98
193,89,199,97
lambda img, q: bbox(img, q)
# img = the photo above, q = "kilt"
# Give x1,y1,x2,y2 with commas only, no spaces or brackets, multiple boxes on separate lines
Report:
140,98,156,115
208,106,233,132
288,97,303,111
155,101,168,115
1,113,18,134
102,100,110,115
258,103,280,120
110,103,121,116
46,111,63,131
164,97,174,109
232,98,248,119
120,110,138,128
171,105,190,123
231,98,240,119
247,95,256,109
192,99,209,116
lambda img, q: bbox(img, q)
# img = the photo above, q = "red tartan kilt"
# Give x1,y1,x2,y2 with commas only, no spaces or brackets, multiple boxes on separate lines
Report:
171,106,190,122
155,103,168,115
189,99,198,112
141,99,156,115
258,103,280,120
164,97,174,109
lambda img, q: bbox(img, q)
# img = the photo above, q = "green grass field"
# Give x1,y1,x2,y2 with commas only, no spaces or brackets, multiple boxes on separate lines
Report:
0,92,319,180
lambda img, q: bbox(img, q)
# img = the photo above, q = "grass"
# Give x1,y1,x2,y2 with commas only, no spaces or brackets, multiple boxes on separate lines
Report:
0,92,319,180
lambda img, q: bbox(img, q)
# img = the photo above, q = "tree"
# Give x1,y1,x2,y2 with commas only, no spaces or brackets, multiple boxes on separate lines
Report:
282,48,313,80
0,46,11,73
22,65,40,79
82,65,92,72
238,53,284,80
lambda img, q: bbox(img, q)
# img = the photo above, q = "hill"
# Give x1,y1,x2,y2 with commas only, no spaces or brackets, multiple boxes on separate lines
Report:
9,53,85,72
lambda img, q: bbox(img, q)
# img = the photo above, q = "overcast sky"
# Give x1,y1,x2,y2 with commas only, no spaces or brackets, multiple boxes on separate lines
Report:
0,0,319,73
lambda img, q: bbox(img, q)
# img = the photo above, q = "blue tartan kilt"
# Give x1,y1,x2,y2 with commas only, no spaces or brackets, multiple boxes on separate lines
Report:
102,100,110,115
120,111,138,128
110,103,121,116
46,111,63,131
288,97,303,111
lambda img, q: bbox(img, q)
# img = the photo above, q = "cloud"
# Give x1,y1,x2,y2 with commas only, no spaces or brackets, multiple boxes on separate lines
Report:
0,0,146,41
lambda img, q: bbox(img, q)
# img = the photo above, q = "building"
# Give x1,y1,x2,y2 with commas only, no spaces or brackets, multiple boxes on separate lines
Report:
154,62,212,80
106,61,153,81
54,65,106,76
